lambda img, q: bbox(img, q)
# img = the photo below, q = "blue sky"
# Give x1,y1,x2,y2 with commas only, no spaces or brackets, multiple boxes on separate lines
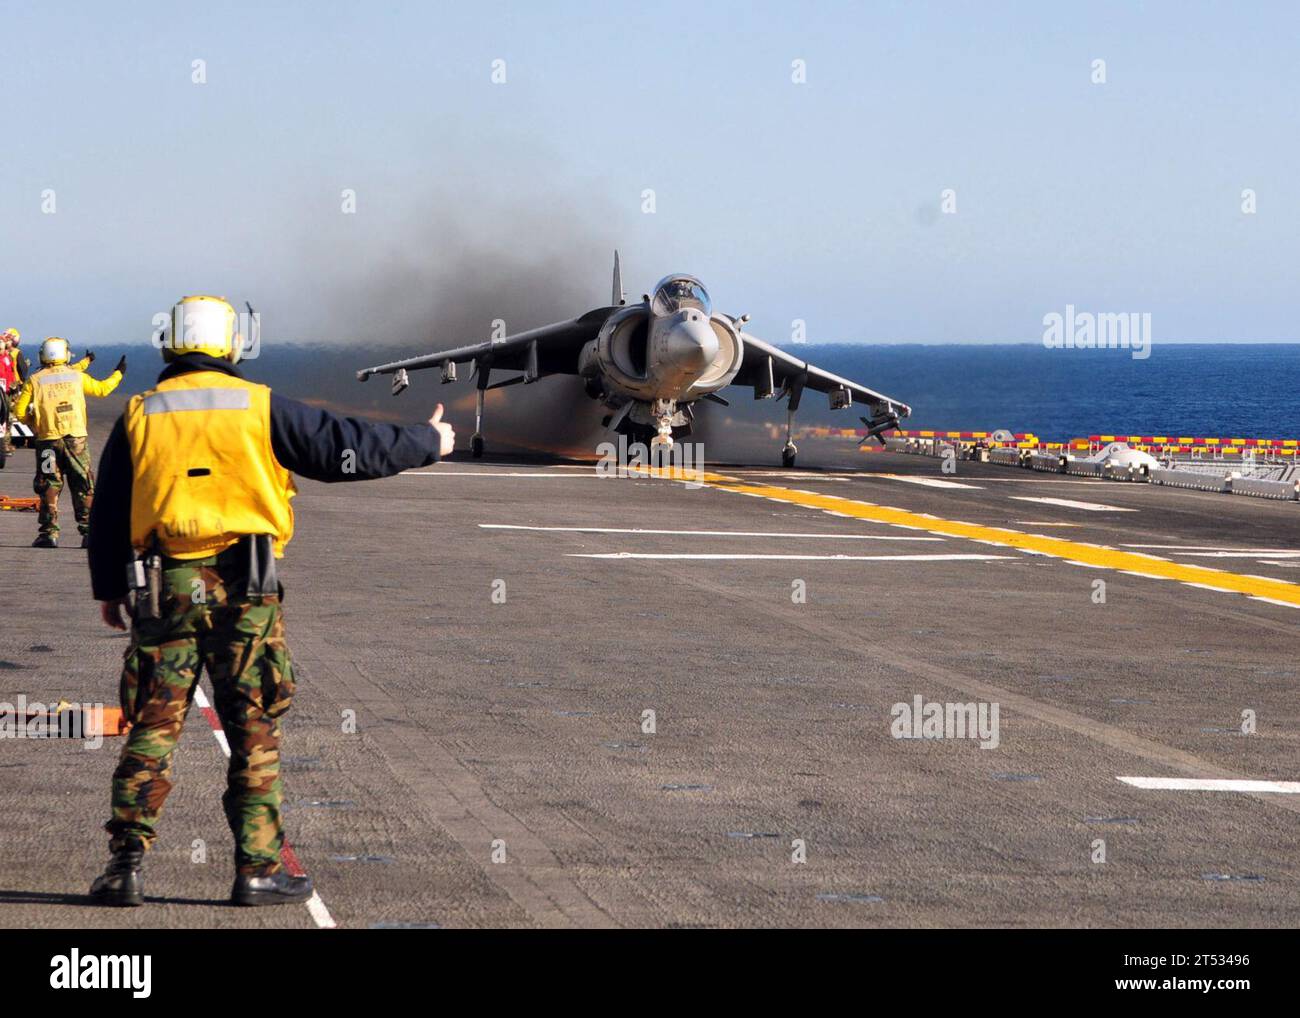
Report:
1,0,1296,345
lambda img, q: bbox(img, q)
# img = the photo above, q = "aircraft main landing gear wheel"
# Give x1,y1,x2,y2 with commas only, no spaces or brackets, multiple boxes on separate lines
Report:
470,434,484,459
782,443,797,468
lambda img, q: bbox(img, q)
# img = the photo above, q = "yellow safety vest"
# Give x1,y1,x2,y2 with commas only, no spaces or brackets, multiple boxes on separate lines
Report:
29,365,89,439
16,358,118,439
124,370,296,558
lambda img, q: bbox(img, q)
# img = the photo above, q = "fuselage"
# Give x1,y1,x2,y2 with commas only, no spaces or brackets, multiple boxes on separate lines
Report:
579,275,744,415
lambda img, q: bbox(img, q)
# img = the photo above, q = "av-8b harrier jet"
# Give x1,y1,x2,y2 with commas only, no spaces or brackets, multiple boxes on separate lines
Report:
356,253,911,466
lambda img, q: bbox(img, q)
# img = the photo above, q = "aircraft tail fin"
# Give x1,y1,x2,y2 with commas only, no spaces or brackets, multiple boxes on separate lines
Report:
611,250,624,305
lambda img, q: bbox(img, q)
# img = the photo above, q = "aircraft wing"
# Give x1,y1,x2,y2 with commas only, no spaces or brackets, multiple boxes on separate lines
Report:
356,307,616,383
731,331,912,440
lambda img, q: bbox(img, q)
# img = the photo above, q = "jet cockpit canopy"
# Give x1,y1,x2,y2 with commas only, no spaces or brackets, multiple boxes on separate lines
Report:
651,275,711,317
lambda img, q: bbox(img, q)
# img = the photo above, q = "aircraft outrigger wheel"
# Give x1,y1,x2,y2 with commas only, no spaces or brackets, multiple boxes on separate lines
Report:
781,400,800,468
470,385,486,459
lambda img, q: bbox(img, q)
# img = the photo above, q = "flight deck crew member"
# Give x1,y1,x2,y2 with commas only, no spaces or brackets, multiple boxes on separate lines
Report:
0,333,16,456
85,295,455,907
0,333,17,393
3,328,29,387
11,337,124,547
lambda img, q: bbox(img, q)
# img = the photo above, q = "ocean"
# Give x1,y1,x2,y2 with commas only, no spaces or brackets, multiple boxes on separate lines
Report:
804,343,1300,440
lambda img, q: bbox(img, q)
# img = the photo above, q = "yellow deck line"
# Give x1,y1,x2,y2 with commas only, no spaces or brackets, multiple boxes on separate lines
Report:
631,466,1300,607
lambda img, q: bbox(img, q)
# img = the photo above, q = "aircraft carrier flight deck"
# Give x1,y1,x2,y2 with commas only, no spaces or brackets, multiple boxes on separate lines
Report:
2,421,1297,929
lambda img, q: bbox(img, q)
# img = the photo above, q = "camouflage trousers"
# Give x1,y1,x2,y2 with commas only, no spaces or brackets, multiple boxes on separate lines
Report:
108,555,296,875
33,435,94,538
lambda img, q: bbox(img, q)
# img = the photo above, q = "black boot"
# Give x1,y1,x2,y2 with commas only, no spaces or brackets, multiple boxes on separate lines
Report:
89,841,145,907
32,534,57,548
231,870,314,907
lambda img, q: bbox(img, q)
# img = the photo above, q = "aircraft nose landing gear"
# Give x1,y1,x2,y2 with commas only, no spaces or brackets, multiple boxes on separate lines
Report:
650,398,676,451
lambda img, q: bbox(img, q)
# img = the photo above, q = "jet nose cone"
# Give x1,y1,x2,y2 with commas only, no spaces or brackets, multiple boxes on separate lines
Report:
665,310,719,373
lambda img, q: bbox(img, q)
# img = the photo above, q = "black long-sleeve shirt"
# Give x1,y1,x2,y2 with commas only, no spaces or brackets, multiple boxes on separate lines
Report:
87,354,440,600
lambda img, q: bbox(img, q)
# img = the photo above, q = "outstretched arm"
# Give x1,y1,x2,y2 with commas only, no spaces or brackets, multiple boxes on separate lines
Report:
81,355,125,397
269,393,451,481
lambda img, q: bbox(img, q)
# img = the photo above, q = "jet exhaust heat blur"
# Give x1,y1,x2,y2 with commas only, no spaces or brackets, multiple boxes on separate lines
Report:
355,252,911,465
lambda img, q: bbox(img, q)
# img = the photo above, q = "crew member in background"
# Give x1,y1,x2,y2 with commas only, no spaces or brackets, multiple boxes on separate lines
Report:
0,332,17,393
0,332,17,456
4,328,30,388
3,331,95,455
85,295,454,908
11,337,125,547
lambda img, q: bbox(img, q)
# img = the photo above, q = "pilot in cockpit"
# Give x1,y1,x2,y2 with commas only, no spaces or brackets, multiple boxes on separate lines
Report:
651,276,711,317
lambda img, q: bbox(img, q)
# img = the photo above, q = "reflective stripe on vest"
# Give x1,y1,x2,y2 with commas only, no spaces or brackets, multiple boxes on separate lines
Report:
143,387,252,415
36,371,80,386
